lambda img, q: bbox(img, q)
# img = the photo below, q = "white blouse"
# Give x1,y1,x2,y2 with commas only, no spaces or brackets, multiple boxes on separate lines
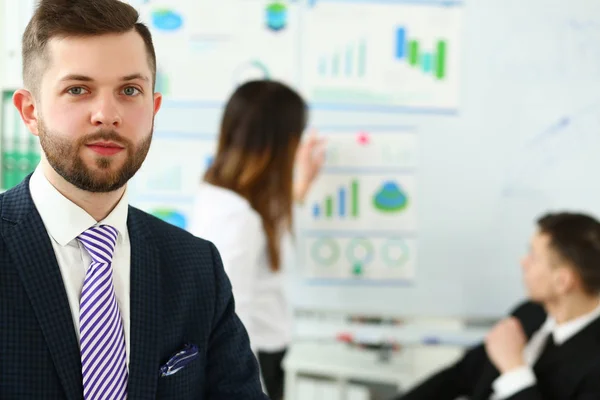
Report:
189,182,293,352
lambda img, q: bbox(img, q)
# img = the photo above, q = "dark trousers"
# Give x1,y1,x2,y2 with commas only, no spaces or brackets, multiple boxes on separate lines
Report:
258,348,287,400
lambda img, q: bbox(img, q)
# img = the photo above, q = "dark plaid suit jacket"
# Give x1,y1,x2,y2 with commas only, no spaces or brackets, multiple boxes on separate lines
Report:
0,176,268,399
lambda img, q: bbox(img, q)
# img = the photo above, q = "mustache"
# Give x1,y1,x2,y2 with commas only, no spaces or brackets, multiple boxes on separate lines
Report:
81,129,130,147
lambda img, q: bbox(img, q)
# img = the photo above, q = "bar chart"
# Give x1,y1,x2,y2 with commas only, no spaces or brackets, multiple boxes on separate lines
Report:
303,174,417,231
312,179,360,219
302,1,462,111
395,26,447,80
317,38,367,79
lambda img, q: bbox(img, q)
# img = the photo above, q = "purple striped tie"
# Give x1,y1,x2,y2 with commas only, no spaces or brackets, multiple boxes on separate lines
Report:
78,225,128,400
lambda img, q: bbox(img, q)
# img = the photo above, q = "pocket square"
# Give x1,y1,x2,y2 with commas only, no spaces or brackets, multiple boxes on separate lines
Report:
159,343,199,377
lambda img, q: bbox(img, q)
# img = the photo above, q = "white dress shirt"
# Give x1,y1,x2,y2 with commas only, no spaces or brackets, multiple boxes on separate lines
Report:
29,167,131,364
189,182,293,353
492,300,600,399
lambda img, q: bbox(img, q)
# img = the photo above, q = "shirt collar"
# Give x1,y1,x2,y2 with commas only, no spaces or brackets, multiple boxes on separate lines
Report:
541,299,600,345
29,166,129,246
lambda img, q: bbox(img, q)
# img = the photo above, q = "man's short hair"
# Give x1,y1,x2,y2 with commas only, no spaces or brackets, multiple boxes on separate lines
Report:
22,0,156,93
538,212,600,294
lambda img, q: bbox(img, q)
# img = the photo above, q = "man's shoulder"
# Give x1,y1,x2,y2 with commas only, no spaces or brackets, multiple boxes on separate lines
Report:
0,181,37,229
508,300,547,335
509,300,545,317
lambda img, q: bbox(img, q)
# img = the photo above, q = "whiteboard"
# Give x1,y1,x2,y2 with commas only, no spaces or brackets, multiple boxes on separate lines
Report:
287,0,600,318
3,0,600,318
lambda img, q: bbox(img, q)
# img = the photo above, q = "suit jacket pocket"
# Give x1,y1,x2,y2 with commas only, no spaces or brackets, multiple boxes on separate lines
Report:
156,356,203,399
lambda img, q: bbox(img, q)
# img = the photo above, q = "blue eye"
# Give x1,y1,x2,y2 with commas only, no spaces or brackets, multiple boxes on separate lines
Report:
123,87,141,96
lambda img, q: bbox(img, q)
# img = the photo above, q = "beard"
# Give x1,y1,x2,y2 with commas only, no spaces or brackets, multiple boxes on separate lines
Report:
38,119,152,193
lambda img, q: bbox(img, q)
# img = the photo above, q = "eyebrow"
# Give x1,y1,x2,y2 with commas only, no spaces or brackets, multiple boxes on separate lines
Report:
120,73,150,82
59,73,150,83
60,74,94,82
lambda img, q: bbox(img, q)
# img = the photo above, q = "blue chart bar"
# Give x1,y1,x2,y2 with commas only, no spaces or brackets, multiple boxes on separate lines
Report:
338,187,346,217
313,204,321,218
396,27,406,59
319,57,327,76
422,53,433,73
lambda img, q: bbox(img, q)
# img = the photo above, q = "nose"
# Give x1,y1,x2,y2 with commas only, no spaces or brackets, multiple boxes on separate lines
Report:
520,255,529,271
90,93,122,128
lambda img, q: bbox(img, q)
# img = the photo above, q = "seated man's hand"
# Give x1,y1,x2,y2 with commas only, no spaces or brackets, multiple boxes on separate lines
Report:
484,317,527,373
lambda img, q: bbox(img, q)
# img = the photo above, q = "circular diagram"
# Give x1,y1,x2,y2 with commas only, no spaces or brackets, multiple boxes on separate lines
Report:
310,237,340,266
381,238,410,267
346,237,375,266
233,60,271,86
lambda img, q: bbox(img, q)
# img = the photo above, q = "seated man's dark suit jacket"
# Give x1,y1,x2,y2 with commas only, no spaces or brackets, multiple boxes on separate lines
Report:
0,177,268,399
398,301,600,400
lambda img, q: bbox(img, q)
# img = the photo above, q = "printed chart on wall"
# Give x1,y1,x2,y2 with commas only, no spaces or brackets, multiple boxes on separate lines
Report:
301,0,463,112
128,136,217,231
300,128,418,283
129,0,300,104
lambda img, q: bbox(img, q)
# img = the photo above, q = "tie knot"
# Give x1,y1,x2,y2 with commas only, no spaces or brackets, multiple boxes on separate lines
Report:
77,225,118,264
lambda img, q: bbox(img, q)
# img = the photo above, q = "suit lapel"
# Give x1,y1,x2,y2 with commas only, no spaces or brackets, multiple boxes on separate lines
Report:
1,179,82,400
126,207,162,400
534,317,600,393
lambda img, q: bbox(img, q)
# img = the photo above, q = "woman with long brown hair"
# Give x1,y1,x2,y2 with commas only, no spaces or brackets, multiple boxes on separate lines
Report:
190,80,325,400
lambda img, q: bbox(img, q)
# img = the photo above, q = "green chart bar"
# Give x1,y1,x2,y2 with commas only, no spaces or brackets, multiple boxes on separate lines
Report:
408,40,419,66
351,180,359,217
332,52,340,77
436,40,446,79
325,196,333,217
358,39,366,77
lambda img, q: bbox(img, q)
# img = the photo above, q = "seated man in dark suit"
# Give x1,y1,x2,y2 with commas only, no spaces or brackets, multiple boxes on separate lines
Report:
396,212,600,400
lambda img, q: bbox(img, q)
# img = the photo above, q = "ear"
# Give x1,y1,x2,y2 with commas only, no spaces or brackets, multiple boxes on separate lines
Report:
153,92,162,116
13,89,40,136
555,266,577,295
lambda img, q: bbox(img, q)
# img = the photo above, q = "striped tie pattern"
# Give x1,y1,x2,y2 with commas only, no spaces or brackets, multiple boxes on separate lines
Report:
77,225,128,400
